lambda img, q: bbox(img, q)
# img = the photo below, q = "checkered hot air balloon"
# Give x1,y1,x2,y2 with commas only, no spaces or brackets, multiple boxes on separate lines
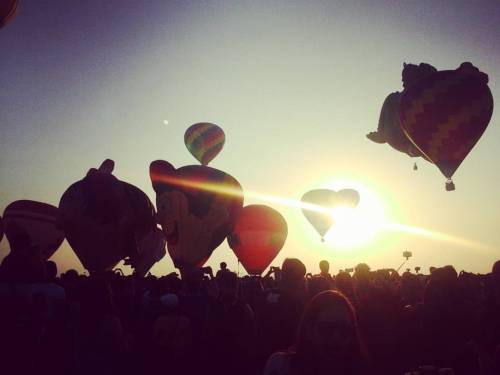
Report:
227,205,287,275
400,64,494,191
184,123,225,165
0,0,18,28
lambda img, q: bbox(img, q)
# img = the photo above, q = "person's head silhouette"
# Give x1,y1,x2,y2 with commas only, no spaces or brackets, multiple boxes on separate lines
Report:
319,260,330,275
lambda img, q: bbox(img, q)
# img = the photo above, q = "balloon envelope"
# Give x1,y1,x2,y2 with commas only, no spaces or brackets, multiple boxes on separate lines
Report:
59,164,159,273
228,205,287,275
400,69,493,180
301,189,360,240
150,160,243,269
0,0,18,28
378,92,424,158
3,200,64,260
301,190,337,239
338,189,360,208
184,123,225,165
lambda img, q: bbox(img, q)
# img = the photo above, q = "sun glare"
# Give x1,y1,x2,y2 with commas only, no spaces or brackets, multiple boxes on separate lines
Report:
324,183,387,248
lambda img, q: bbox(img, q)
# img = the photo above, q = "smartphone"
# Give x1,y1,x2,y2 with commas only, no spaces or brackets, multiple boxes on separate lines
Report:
403,251,412,259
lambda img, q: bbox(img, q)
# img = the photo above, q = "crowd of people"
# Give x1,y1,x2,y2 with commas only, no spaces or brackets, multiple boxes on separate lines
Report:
0,249,499,375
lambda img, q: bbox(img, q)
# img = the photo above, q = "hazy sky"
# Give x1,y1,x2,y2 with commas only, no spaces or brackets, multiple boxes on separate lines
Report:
1,0,499,275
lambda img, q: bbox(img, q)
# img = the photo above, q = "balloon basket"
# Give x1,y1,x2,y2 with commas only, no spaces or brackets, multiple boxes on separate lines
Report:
413,163,418,171
445,179,455,191
321,237,325,243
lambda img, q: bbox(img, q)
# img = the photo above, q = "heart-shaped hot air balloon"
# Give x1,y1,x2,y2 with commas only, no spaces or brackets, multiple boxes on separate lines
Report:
59,160,164,274
3,200,65,260
301,189,360,241
150,160,243,270
400,63,494,190
184,123,225,165
228,205,287,275
0,0,18,29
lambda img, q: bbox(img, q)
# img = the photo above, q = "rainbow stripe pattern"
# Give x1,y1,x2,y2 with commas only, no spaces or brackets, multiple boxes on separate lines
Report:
184,123,225,165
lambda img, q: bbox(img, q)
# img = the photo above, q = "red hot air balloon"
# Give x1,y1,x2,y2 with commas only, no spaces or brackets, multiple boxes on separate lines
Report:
150,160,243,270
184,123,225,165
3,200,64,260
227,205,287,275
59,160,164,274
0,0,18,29
400,63,494,191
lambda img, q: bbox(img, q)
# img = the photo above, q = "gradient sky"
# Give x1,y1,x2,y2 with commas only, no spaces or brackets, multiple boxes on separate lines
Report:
1,0,499,275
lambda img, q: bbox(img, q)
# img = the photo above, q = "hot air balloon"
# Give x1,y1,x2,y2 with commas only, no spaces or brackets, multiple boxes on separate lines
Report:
125,227,166,277
367,63,438,166
150,160,243,270
0,0,18,29
338,189,360,208
400,63,494,190
369,92,423,158
301,188,360,241
3,200,64,260
301,190,336,241
59,160,164,274
227,205,287,275
184,123,225,165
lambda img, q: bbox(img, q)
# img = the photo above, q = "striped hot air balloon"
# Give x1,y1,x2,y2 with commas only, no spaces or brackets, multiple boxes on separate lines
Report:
184,123,225,165
400,65,494,190
3,200,64,260
0,0,18,29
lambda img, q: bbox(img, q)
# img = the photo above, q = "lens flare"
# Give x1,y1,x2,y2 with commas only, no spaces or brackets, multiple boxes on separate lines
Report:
154,172,495,253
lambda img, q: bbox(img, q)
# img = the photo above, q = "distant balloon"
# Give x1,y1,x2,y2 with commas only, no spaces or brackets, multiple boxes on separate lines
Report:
3,200,64,260
150,160,243,269
400,64,493,190
301,188,360,241
228,205,287,275
0,0,18,29
301,190,336,241
59,159,163,274
338,189,360,207
184,123,225,165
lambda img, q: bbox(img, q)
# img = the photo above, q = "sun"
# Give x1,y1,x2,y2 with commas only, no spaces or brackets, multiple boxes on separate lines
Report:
324,183,387,248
